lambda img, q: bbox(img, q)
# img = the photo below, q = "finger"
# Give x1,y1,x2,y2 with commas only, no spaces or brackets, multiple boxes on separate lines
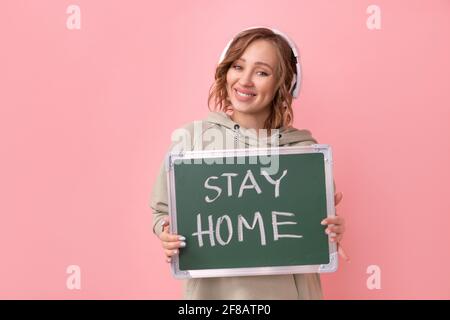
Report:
338,245,350,262
161,218,170,233
330,234,343,243
166,257,172,263
321,216,344,226
165,248,179,257
159,218,187,240
159,231,185,242
334,192,343,206
325,225,345,235
162,240,186,250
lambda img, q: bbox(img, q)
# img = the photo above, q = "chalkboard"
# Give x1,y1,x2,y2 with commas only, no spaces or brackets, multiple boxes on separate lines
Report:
166,145,337,278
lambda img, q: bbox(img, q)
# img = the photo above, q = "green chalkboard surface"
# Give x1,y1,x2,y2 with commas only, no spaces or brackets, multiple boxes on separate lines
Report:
166,145,337,278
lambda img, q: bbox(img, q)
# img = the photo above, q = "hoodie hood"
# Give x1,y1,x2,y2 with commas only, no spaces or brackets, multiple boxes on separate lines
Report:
205,111,317,147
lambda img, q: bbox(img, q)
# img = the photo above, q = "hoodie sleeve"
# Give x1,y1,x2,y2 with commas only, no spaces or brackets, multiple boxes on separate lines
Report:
150,159,169,237
149,121,198,237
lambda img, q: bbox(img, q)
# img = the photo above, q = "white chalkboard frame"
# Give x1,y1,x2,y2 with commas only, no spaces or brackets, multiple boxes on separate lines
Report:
165,144,338,279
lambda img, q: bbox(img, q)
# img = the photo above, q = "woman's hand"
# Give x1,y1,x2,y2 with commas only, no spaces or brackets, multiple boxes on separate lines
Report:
158,216,187,263
321,191,350,262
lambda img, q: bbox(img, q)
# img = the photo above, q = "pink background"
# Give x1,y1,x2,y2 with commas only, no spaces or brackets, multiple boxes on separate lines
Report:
1,0,449,299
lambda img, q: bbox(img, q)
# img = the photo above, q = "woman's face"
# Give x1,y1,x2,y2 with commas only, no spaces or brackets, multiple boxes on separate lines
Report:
226,39,278,119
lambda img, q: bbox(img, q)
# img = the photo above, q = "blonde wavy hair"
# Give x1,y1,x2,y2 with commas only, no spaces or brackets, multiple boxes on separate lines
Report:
207,27,298,130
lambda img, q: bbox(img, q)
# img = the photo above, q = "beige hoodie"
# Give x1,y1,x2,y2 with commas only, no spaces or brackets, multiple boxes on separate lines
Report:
150,111,323,300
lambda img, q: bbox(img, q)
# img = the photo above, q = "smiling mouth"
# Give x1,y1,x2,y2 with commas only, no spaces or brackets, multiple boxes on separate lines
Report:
234,89,256,97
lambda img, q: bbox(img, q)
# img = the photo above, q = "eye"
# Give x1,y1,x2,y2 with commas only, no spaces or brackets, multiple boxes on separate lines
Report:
231,64,270,77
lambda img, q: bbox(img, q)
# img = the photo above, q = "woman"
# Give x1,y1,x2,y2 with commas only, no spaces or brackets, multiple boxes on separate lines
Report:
150,26,347,299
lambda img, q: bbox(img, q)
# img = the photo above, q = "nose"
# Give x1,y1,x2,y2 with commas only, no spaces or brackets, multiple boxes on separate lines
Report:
238,69,254,87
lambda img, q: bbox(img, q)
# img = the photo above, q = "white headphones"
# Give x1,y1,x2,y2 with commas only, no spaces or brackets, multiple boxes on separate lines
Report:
218,26,302,99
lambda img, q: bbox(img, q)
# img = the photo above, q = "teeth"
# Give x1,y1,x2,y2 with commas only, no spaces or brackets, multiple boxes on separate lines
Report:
236,89,255,97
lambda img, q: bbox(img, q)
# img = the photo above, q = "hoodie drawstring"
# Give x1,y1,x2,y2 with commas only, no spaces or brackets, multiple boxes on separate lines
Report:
233,124,240,149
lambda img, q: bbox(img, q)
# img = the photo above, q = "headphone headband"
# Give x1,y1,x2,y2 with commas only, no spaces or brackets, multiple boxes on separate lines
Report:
218,26,302,99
